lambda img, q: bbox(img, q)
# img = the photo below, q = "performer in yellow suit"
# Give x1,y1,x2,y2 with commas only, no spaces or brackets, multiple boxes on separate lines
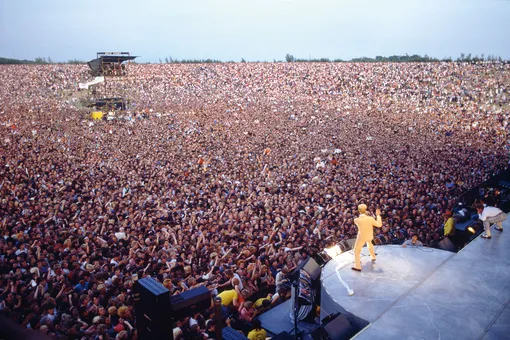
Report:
352,204,382,272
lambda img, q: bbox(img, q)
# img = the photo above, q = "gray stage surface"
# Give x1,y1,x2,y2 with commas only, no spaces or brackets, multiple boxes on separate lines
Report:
320,216,510,340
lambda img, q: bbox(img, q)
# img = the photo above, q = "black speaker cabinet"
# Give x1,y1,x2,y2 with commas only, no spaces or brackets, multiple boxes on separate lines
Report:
170,285,211,319
134,277,172,340
437,237,456,252
323,314,356,340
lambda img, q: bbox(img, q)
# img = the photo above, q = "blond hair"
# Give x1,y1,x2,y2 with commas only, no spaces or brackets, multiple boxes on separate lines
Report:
117,306,129,318
358,204,367,214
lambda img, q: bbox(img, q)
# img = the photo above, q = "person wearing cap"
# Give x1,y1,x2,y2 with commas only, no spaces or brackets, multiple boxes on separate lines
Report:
352,204,382,272
443,211,456,237
475,203,506,239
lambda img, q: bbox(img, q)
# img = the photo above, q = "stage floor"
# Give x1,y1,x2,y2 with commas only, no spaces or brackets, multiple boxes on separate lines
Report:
320,244,454,324
320,216,510,340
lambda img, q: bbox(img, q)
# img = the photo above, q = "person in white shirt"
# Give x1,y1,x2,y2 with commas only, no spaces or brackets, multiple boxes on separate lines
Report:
475,203,506,238
232,272,244,290
15,243,28,256
114,227,127,240
275,267,289,293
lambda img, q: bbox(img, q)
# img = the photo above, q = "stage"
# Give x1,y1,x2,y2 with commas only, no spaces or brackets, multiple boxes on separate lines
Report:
257,245,456,337
319,215,510,340
257,216,510,339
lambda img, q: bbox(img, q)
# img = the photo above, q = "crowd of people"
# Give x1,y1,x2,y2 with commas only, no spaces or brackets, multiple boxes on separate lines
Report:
0,60,509,339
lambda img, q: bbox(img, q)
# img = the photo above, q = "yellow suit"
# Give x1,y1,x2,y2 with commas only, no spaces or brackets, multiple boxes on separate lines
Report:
353,213,382,270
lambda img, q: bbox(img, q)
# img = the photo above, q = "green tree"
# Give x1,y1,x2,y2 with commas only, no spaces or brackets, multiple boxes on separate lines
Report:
67,59,84,64
285,54,295,62
34,57,47,64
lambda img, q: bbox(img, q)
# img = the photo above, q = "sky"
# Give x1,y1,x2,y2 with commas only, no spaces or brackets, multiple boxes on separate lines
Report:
1,0,509,63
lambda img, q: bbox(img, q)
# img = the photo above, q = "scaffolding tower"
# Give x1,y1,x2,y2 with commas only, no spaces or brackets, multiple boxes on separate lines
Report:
80,52,139,112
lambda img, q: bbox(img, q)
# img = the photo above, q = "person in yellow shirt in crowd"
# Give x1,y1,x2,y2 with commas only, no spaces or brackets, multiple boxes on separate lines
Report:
216,289,238,307
253,294,272,308
443,211,456,237
247,319,267,340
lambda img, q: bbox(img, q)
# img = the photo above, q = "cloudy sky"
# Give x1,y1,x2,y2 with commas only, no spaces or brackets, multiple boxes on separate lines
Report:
1,0,509,62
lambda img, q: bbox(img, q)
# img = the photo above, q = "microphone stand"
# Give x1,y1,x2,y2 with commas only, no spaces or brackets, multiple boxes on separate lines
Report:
292,279,300,340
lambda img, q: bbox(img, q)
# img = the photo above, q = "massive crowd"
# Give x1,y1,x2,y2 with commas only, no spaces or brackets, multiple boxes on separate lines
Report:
0,61,509,339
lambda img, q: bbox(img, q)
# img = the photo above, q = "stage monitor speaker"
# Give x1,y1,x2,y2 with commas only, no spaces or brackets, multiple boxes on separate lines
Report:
437,237,456,252
345,238,356,250
313,252,331,267
170,286,211,319
323,314,356,340
134,277,172,340
303,257,321,280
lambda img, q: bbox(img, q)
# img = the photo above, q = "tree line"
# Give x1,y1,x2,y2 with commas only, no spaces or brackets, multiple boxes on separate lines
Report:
0,53,507,65
285,53,505,63
0,57,85,64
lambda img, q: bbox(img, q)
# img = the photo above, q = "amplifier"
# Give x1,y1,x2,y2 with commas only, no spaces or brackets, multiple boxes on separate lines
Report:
170,285,211,319
134,277,172,340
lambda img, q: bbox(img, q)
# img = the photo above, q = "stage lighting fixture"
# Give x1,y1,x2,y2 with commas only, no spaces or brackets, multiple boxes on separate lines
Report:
324,244,342,258
467,226,476,233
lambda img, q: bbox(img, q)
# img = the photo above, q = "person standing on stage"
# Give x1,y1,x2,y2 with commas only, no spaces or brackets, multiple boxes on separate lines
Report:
352,204,382,272
475,203,506,239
